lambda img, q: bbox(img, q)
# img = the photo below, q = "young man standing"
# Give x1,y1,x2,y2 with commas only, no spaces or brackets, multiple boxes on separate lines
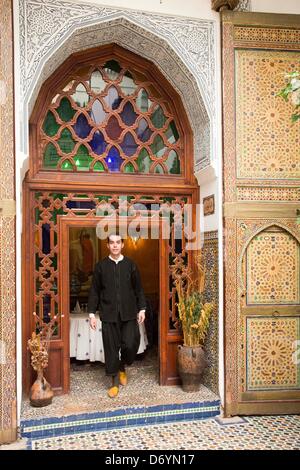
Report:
88,234,146,398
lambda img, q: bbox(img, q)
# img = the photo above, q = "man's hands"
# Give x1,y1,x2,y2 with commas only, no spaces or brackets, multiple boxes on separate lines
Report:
90,316,97,330
137,310,145,324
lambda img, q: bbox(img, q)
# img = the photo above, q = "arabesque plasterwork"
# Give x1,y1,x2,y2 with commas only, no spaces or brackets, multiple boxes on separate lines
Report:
19,0,218,168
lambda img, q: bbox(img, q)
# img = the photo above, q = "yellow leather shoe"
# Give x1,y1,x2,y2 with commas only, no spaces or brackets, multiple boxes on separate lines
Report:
119,371,127,386
107,386,119,398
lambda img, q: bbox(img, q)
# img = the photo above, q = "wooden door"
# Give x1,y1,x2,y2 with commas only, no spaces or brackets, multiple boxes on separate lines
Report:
59,216,172,393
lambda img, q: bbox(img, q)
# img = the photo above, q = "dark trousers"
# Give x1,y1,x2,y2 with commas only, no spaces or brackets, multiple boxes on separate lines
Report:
102,315,140,376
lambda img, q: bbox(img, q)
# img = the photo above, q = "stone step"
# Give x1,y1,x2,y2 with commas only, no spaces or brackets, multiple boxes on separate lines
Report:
21,400,220,440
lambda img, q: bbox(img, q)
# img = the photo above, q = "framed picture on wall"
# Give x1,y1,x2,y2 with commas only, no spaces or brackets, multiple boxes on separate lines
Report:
203,194,215,216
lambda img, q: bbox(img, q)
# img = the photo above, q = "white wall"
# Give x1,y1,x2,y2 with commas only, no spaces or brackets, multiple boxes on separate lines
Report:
251,0,300,14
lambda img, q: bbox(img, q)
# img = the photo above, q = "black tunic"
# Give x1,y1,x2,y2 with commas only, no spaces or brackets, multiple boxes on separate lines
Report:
87,256,146,322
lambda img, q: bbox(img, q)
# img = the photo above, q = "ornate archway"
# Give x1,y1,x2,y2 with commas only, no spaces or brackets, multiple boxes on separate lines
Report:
23,44,199,394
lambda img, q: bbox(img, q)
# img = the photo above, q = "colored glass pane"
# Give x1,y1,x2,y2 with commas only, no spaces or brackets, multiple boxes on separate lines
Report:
43,143,60,168
136,89,152,112
42,223,51,255
166,150,180,174
106,116,122,140
135,118,152,142
165,121,179,143
89,131,107,155
72,83,89,107
73,114,92,138
58,128,75,153
103,60,121,80
90,70,106,93
120,133,138,156
43,111,60,137
57,97,76,122
120,71,137,96
74,145,93,171
61,159,73,171
93,161,105,172
150,135,166,158
105,146,122,172
137,148,151,173
104,87,122,110
124,162,135,173
151,104,167,129
90,99,107,124
154,164,164,174
120,102,138,126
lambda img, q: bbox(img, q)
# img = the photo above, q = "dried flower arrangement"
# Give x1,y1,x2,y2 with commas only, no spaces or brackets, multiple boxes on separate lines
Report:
27,311,63,407
170,253,214,348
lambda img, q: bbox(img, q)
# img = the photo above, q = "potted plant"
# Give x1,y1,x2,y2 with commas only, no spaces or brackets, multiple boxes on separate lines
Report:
27,311,62,407
171,253,214,392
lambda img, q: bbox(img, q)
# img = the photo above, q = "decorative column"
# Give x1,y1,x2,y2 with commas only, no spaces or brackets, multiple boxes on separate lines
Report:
211,0,239,11
0,0,17,444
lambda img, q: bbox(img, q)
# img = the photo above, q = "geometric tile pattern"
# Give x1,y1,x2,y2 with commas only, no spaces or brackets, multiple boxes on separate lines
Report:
21,400,220,442
237,186,300,202
0,0,16,441
246,317,300,391
246,229,300,304
236,50,300,179
234,27,300,45
202,231,219,394
223,14,300,415
27,415,300,450
21,353,219,421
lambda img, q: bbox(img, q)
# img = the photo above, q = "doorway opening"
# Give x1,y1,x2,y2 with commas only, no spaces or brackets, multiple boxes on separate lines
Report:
68,226,160,408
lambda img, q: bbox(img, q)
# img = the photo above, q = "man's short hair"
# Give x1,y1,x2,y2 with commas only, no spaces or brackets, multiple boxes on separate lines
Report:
107,233,124,243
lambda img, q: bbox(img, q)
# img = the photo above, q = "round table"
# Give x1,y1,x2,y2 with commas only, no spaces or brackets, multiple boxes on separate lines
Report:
70,312,148,362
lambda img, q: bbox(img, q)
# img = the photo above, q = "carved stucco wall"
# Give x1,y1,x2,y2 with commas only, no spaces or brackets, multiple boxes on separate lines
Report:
18,0,220,170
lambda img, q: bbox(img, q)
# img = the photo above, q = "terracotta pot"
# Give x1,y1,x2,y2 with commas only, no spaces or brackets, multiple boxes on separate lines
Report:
30,370,54,407
177,345,207,392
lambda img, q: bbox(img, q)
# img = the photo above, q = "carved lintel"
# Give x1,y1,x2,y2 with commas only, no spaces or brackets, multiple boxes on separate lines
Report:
211,0,239,11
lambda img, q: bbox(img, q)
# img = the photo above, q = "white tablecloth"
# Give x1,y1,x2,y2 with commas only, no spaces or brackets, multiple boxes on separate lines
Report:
70,312,148,362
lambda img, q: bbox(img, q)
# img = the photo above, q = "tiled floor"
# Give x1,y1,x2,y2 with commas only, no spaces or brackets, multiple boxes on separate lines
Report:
22,349,218,420
28,415,300,450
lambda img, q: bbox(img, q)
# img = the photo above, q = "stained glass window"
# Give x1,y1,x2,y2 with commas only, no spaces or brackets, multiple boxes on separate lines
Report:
41,59,182,175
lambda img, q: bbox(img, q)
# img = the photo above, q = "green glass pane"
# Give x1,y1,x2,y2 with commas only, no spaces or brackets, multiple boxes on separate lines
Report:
94,161,105,172
43,111,60,137
58,128,75,154
166,150,180,174
35,208,41,224
61,159,73,171
43,142,60,169
150,135,166,158
57,97,76,122
154,164,164,174
136,89,152,112
74,144,93,171
150,105,167,129
137,149,151,173
124,162,135,173
96,195,110,202
165,121,179,143
103,60,121,80
50,193,65,201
